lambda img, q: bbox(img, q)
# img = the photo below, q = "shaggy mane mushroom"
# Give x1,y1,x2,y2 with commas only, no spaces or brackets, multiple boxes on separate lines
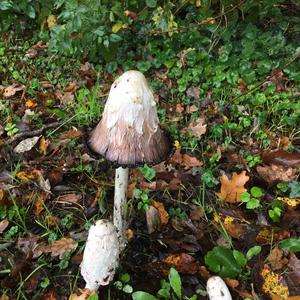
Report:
89,70,171,248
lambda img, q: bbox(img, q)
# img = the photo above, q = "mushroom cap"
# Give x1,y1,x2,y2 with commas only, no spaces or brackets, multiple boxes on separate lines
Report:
89,70,171,166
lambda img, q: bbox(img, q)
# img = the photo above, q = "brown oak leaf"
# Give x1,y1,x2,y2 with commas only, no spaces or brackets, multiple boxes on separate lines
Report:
216,171,250,203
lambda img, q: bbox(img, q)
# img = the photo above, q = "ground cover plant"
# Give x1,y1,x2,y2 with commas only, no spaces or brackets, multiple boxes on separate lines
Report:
0,0,300,299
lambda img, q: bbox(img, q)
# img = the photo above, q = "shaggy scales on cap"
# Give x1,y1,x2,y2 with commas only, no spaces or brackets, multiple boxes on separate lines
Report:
89,70,171,166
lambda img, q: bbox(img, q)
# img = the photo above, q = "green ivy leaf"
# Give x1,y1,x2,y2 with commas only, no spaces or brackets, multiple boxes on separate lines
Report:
132,291,157,300
205,246,241,278
169,268,182,299
250,187,263,198
240,192,250,203
246,198,260,209
138,164,156,181
246,246,261,261
279,238,300,253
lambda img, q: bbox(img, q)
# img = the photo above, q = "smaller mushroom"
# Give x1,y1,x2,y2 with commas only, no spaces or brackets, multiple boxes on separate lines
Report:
206,276,232,300
81,220,119,291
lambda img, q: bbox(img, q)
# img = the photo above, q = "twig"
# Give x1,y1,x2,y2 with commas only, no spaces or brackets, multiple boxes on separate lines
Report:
6,121,63,144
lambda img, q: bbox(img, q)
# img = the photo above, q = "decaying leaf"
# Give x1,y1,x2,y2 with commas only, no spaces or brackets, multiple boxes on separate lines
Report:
257,164,297,185
39,136,49,155
169,149,203,169
13,136,41,153
182,154,203,169
57,193,82,203
285,253,300,296
261,264,289,298
0,219,9,233
256,228,290,245
151,200,169,225
216,171,250,203
33,237,78,259
262,149,300,169
146,206,161,234
267,247,288,270
187,117,207,138
163,253,199,274
3,83,24,98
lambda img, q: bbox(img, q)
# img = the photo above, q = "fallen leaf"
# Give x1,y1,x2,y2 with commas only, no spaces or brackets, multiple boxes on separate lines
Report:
64,81,79,93
14,136,41,153
175,103,185,113
262,150,300,169
34,192,50,215
285,253,300,296
186,86,200,100
57,193,82,203
257,165,297,185
59,129,83,140
126,228,134,241
16,236,39,256
256,228,290,245
163,253,199,274
39,136,49,155
40,290,59,300
0,219,9,232
151,200,169,225
267,247,288,270
33,237,78,259
188,117,207,138
0,295,9,300
186,104,199,113
216,171,250,203
25,99,37,109
260,264,289,298
146,206,161,234
3,83,24,98
182,154,203,169
16,169,40,182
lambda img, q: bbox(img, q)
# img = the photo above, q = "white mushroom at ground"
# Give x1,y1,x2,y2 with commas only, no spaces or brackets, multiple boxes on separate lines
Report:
206,276,232,300
89,70,171,249
80,220,119,291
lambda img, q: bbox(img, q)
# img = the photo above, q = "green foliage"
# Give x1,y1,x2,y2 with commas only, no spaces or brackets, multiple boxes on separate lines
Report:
138,164,156,181
133,188,151,211
268,199,284,223
132,267,196,300
279,238,300,252
205,246,242,278
132,291,157,300
168,207,188,220
241,187,264,209
4,123,19,136
205,245,261,278
288,181,300,198
114,273,133,294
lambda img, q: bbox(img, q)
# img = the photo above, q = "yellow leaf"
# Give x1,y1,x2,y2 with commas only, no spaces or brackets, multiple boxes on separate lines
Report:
112,22,124,33
47,15,57,29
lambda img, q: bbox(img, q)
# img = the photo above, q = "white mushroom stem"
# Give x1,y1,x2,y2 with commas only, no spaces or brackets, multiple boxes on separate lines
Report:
113,166,129,250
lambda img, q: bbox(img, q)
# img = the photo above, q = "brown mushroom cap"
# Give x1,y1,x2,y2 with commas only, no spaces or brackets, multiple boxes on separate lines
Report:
89,70,171,166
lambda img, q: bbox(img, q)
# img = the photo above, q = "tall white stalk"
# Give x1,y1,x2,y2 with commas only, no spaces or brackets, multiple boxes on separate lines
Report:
113,166,129,250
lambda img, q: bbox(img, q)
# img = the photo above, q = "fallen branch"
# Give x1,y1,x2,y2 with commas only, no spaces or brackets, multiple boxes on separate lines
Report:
6,121,63,144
